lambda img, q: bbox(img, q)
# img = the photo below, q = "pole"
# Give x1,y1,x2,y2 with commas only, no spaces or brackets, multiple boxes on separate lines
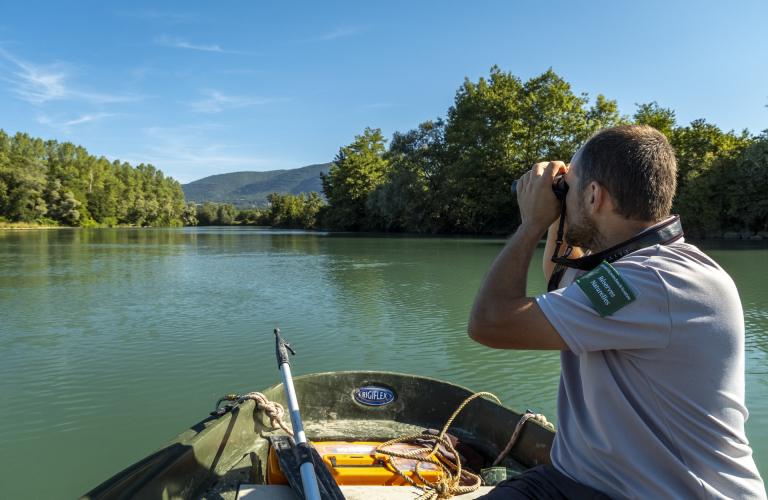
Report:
274,329,321,500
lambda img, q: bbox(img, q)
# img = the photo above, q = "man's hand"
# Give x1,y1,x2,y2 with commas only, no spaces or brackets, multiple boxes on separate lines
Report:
517,161,567,233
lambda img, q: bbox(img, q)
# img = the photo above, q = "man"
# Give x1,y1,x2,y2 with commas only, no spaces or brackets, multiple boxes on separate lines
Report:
468,125,766,499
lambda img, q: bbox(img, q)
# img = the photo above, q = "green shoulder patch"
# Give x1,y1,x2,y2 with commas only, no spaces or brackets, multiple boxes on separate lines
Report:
575,260,637,317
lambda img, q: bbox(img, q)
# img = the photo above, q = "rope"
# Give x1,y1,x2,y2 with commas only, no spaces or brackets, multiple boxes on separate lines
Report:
242,392,294,436
375,392,499,500
376,393,553,500
212,392,294,436
491,412,553,467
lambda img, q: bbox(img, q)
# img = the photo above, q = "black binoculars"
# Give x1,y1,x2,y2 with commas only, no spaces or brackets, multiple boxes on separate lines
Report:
510,172,569,201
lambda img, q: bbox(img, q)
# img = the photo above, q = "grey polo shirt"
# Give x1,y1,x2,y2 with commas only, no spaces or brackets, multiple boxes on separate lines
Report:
536,237,766,499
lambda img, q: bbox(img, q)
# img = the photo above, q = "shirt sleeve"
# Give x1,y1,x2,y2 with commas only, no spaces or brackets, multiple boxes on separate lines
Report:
536,259,672,358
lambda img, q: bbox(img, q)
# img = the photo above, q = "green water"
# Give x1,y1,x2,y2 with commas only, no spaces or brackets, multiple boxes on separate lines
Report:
0,228,766,499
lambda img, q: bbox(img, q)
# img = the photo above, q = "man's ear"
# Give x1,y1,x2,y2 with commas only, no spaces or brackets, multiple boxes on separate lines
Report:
587,181,606,215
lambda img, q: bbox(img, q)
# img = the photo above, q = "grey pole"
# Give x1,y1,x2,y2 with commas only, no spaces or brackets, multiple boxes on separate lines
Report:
275,329,321,500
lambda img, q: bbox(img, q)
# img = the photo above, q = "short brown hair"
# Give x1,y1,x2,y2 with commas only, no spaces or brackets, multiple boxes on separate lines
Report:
577,125,677,222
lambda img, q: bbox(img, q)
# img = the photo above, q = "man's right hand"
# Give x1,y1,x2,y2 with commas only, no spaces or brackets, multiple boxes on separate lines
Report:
517,161,567,234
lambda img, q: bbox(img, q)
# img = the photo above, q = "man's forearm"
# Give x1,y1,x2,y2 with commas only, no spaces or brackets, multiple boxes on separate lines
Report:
467,221,569,350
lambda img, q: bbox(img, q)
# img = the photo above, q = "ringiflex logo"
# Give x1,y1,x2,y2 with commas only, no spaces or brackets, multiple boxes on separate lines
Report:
354,386,395,406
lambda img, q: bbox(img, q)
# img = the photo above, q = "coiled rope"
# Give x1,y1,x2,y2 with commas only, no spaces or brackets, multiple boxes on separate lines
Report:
212,392,294,436
375,392,491,500
376,392,552,500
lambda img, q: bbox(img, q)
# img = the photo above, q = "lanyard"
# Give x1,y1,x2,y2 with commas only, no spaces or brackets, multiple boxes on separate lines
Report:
546,203,684,292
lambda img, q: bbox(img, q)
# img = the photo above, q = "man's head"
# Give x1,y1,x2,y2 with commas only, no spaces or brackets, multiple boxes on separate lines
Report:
563,125,677,250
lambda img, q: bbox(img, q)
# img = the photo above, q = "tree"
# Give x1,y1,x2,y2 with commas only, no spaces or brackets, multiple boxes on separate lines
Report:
236,208,263,224
47,180,82,224
728,133,768,231
671,119,751,182
1,133,49,222
217,203,236,225
301,192,323,228
86,188,112,223
131,194,148,226
320,127,388,230
197,201,217,225
671,153,732,234
634,102,677,138
181,202,198,226
369,119,450,232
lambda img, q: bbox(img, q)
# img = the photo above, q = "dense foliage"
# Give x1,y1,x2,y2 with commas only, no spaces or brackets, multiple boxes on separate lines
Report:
323,67,767,234
633,102,764,233
0,130,185,227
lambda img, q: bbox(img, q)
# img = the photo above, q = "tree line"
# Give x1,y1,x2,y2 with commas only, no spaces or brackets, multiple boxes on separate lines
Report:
5,66,764,234
0,128,322,230
0,130,188,227
320,67,768,235
181,191,324,229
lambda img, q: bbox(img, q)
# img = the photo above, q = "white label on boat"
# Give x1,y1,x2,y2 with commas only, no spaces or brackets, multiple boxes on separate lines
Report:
354,386,395,406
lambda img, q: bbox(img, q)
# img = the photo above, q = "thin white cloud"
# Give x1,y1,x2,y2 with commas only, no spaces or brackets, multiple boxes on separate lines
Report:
0,48,143,104
321,27,364,40
36,112,116,132
63,113,115,126
154,35,234,53
187,90,284,114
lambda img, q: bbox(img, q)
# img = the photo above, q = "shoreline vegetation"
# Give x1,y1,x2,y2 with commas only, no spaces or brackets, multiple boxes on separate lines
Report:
4,222,768,241
3,67,766,236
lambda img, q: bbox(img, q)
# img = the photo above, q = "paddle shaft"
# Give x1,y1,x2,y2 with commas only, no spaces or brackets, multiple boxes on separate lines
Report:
275,330,321,500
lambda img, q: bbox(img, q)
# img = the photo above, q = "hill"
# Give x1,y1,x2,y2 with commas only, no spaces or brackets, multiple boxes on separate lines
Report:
181,163,331,206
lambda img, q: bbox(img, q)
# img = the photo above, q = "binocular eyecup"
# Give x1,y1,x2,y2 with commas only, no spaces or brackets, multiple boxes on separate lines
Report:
510,173,569,201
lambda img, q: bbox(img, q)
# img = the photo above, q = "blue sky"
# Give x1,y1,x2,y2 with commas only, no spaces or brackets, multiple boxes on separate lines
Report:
1,1,766,184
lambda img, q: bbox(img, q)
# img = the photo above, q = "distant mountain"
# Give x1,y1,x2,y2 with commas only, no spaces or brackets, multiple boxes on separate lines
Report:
181,163,331,206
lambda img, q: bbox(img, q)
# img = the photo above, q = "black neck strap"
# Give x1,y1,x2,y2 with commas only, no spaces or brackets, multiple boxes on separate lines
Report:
546,210,684,292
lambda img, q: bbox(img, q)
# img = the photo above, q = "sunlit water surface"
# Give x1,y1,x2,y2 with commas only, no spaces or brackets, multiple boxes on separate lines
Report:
1,228,766,499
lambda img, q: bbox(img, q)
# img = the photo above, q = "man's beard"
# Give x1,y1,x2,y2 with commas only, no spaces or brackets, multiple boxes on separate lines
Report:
565,202,605,252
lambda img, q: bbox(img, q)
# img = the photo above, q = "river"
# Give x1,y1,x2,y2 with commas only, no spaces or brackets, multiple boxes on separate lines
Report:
0,227,766,499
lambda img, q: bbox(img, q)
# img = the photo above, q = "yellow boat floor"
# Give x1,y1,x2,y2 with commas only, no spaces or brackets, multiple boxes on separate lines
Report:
238,485,496,499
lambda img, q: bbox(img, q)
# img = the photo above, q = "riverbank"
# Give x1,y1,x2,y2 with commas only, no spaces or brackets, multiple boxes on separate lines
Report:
1,222,159,230
0,221,62,229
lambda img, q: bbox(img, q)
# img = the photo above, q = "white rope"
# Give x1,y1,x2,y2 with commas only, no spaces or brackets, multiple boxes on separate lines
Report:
492,412,553,467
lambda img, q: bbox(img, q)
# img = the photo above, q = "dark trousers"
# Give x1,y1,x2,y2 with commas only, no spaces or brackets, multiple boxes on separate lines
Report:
477,465,612,500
